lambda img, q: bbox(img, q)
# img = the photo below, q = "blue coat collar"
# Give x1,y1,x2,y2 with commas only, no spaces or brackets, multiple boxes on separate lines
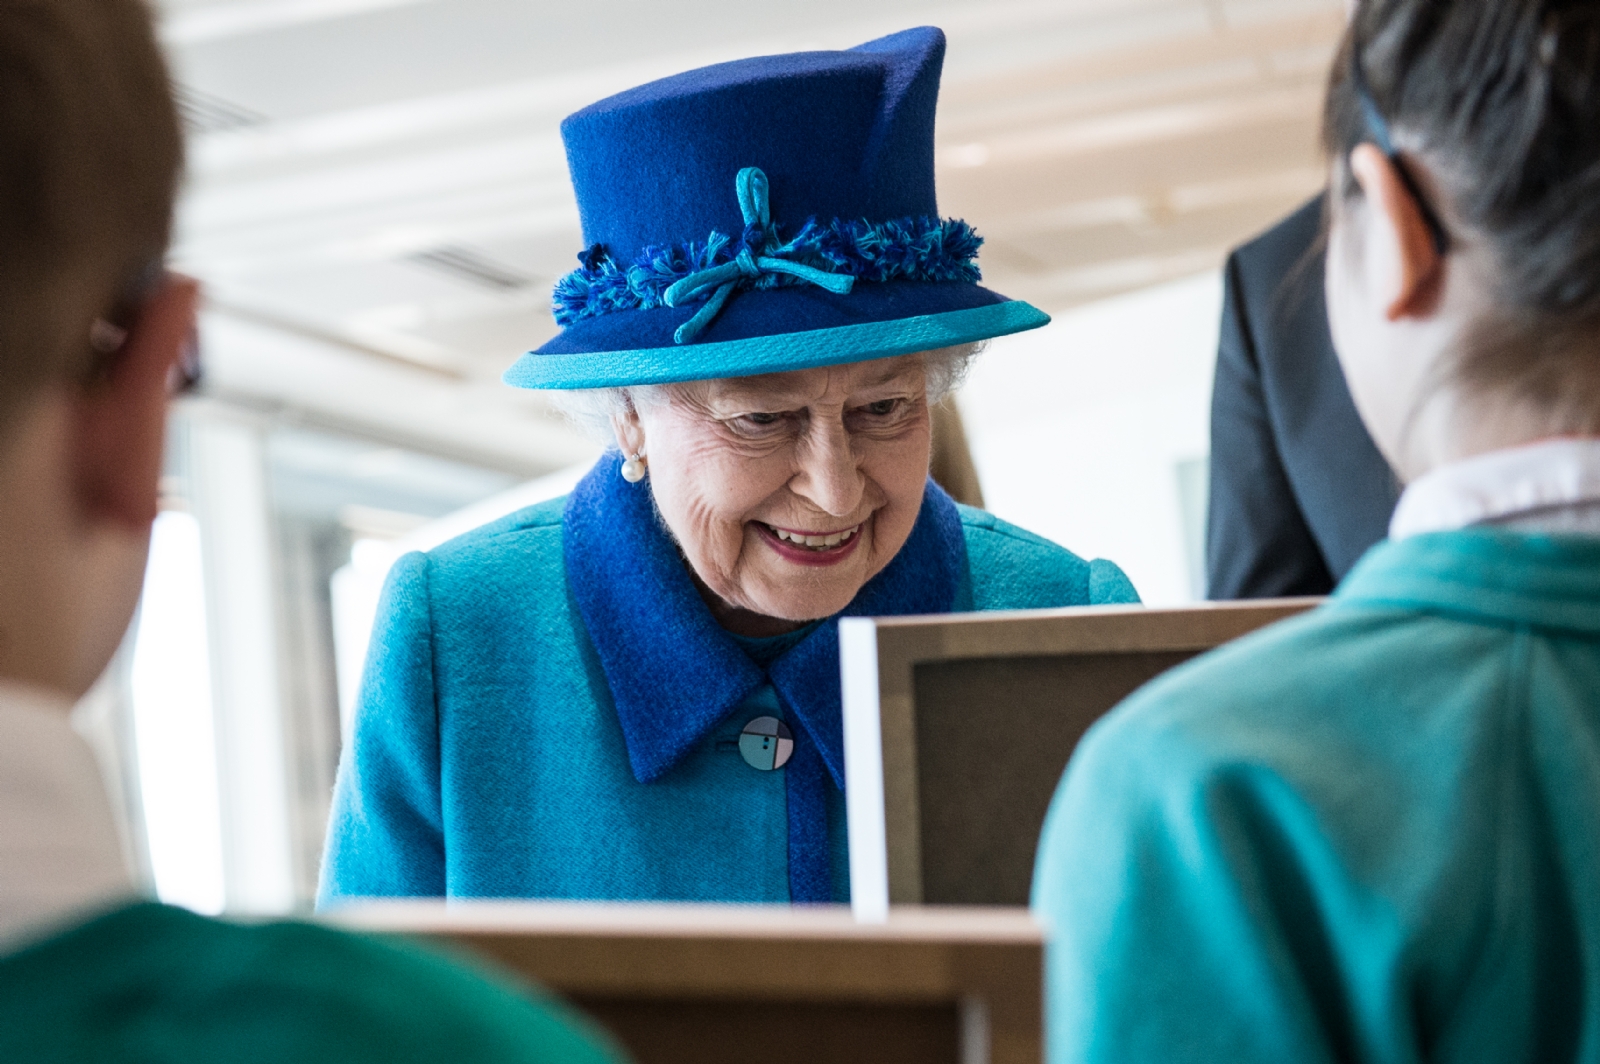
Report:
563,452,966,787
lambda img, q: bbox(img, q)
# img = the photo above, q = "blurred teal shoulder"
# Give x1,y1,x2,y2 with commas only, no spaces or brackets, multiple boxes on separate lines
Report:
0,902,623,1064
1032,532,1600,1062
1030,600,1494,1063
956,503,1140,610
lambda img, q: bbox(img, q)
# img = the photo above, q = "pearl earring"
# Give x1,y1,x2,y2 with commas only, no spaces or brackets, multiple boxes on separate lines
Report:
620,452,647,483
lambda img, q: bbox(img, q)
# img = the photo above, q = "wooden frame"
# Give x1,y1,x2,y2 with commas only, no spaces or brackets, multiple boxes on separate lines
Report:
330,901,1043,1064
842,600,1319,919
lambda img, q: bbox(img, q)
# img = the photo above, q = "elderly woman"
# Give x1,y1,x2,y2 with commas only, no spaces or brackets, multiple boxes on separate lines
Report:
319,26,1137,907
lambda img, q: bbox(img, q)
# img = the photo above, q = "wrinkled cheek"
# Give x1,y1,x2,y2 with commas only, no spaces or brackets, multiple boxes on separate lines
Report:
678,505,749,591
867,503,914,574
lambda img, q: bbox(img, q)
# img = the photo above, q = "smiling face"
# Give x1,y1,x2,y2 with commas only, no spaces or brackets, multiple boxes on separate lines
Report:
612,355,933,636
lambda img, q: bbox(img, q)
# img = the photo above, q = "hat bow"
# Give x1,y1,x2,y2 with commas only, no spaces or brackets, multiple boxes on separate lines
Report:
662,167,855,344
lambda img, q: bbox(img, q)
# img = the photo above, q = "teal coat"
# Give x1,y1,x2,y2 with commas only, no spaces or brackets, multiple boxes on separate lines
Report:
1035,529,1600,1063
322,497,1137,907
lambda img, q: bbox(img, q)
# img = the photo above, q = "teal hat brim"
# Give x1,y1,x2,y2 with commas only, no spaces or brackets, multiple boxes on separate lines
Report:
503,300,1050,390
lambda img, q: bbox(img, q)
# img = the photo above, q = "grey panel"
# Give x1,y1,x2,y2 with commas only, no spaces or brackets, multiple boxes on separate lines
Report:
913,650,1198,906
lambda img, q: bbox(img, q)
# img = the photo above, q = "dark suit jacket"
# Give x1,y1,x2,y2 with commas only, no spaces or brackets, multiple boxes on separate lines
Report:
1206,195,1400,599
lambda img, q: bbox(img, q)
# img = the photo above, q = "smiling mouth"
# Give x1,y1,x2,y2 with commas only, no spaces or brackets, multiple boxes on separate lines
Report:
761,523,861,551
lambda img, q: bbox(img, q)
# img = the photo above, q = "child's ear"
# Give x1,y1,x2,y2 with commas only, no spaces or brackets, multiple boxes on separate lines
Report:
1349,144,1445,322
72,275,200,530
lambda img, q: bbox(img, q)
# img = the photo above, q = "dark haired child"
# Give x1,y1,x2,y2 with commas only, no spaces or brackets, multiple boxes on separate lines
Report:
1035,1,1600,1060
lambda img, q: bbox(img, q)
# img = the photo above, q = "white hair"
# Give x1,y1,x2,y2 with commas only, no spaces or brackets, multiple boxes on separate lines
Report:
547,342,984,445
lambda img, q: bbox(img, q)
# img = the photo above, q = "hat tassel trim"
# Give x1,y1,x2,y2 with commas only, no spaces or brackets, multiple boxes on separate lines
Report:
552,166,983,344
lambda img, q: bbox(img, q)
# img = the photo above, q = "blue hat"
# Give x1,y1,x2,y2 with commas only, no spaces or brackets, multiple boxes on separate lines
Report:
504,26,1049,391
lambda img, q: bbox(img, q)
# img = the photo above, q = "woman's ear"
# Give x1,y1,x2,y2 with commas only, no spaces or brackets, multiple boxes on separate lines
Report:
610,401,646,458
1348,144,1444,321
72,275,199,530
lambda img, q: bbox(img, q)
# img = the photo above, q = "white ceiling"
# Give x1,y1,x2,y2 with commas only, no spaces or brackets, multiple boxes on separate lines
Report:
159,0,1345,473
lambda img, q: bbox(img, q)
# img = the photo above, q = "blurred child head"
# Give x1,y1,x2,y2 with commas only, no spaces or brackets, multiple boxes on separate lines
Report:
1322,0,1600,481
0,0,196,698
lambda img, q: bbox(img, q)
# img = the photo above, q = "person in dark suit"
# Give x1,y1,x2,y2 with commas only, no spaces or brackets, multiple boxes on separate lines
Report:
1205,194,1400,599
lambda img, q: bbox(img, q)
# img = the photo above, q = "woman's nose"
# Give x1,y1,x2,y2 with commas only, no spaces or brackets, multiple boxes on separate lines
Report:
791,418,864,517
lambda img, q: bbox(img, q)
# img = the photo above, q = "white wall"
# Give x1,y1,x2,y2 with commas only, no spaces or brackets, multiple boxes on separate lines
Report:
186,413,298,914
130,510,226,914
961,273,1222,605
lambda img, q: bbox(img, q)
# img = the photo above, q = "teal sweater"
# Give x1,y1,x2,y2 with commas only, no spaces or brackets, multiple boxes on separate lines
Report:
1035,529,1600,1063
321,497,1137,906
0,903,619,1063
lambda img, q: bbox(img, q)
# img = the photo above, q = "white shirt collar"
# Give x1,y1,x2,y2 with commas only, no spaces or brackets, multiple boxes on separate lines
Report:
0,681,134,951
1390,438,1600,540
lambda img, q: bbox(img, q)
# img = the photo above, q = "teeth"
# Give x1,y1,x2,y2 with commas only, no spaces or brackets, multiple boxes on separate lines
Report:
769,525,859,550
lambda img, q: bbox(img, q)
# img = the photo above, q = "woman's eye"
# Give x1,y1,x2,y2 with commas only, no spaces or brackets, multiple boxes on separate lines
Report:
728,411,789,435
865,399,900,416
